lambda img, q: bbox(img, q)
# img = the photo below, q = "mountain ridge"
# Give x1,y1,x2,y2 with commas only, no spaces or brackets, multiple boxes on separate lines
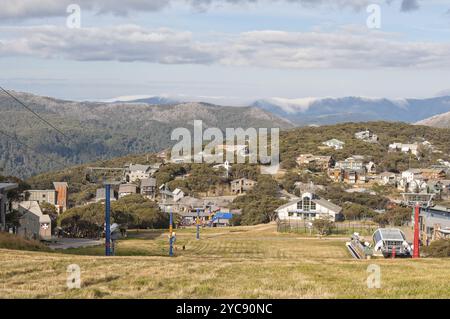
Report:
416,111,450,128
252,96,450,126
0,91,292,178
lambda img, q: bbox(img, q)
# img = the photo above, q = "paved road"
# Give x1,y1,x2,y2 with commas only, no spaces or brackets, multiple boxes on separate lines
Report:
48,238,103,250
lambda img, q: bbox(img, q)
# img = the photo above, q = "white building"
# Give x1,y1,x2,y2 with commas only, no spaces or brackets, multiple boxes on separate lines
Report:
27,189,56,205
124,164,152,182
389,143,419,156
401,169,423,183
322,139,345,150
378,172,398,186
398,178,428,193
173,188,185,202
365,161,377,174
118,183,138,198
355,130,378,143
275,192,343,222
335,157,364,170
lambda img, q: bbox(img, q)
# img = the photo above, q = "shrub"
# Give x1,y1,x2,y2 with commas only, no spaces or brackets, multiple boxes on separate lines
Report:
0,232,49,252
59,194,169,237
313,218,334,236
424,239,450,257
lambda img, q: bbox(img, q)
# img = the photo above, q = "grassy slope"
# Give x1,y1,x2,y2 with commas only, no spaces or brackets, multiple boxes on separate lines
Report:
0,232,49,252
0,224,449,298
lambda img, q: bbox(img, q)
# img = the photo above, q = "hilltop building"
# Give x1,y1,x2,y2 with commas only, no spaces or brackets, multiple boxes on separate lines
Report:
124,163,160,183
140,178,157,199
173,188,185,202
322,139,345,150
355,130,378,143
118,184,138,198
296,154,334,170
389,143,420,156
230,178,257,195
335,157,364,170
377,172,399,186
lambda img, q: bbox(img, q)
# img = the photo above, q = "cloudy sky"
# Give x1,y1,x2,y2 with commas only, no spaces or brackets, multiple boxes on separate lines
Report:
1,0,450,104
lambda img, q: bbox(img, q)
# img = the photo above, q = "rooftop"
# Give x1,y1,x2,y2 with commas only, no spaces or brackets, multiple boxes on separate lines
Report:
18,201,51,223
141,178,156,187
129,164,151,172
375,228,406,241
0,183,18,192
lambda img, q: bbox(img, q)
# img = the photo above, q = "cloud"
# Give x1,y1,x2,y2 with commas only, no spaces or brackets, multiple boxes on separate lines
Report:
400,0,419,12
0,25,218,64
386,0,420,12
1,25,449,69
0,0,171,20
0,0,418,20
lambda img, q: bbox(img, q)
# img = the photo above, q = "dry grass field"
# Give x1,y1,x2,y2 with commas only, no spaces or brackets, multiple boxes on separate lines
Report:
0,223,449,299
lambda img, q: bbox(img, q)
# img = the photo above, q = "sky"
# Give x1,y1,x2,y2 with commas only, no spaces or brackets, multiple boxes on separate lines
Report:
1,0,450,105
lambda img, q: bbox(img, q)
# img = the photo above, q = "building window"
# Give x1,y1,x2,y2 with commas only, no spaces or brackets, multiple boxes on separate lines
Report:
297,201,302,210
288,212,294,217
303,197,311,211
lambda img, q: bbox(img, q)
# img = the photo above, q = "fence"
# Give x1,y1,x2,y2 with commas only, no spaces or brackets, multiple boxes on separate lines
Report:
277,219,378,236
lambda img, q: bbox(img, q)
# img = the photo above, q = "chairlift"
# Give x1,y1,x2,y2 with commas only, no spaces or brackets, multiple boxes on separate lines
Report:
84,167,125,185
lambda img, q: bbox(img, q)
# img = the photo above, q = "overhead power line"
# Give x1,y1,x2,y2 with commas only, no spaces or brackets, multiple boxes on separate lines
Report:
0,86,110,168
0,86,76,143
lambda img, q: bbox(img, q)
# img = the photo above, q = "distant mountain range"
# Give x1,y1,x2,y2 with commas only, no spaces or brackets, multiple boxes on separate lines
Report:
120,94,450,126
416,111,450,128
251,96,450,126
105,95,178,105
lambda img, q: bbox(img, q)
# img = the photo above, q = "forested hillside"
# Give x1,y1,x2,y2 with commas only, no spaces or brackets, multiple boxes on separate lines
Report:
280,122,450,172
0,91,292,178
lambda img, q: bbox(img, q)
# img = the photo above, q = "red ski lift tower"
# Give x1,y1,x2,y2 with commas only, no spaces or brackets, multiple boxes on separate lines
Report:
402,193,435,259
